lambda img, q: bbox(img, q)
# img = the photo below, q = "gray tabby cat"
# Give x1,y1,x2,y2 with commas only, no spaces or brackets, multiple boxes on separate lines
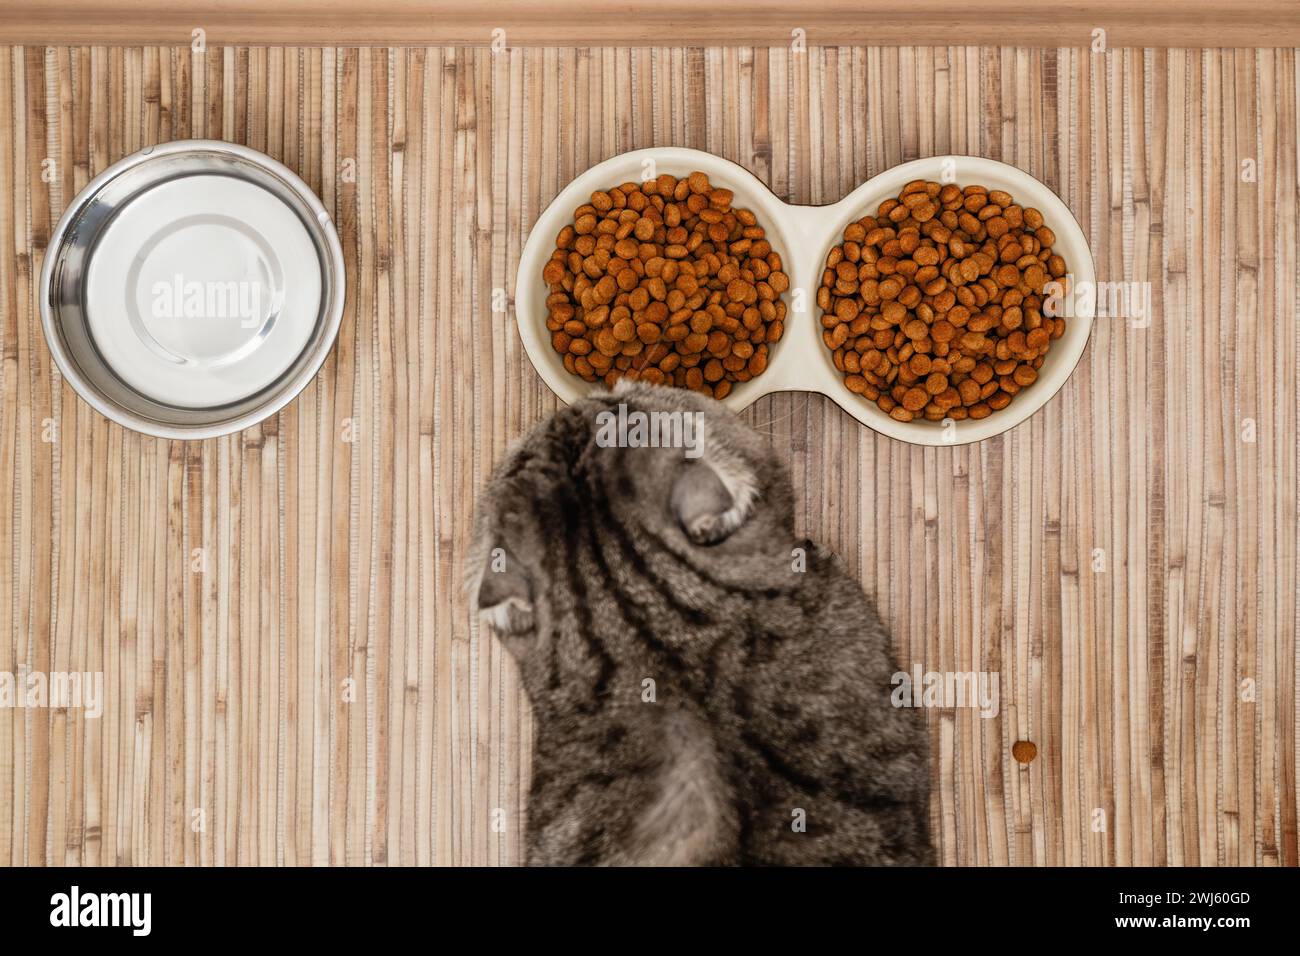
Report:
468,381,932,865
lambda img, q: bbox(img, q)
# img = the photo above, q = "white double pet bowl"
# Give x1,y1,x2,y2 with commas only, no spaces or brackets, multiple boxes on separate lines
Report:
517,148,1095,445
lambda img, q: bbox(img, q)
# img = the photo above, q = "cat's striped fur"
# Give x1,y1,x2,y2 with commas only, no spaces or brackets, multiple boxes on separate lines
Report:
469,381,932,865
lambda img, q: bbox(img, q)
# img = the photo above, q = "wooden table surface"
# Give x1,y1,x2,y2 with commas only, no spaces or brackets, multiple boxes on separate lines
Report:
0,44,1296,866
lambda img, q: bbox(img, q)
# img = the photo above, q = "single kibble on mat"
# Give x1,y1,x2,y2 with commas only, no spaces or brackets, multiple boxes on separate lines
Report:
542,171,789,401
1012,740,1038,764
819,180,1068,424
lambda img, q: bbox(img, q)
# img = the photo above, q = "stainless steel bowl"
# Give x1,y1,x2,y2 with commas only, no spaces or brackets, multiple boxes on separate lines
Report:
40,139,345,440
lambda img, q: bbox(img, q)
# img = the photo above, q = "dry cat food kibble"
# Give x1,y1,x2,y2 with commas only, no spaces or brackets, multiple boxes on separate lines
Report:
818,180,1068,423
543,171,789,400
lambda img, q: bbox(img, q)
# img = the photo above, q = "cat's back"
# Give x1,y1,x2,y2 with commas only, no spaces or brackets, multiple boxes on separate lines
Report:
702,545,933,865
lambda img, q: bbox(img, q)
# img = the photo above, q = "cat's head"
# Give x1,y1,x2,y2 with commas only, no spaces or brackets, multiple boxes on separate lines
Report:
467,382,794,653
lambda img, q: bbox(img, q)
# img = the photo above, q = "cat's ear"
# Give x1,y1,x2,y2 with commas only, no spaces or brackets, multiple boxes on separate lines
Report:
474,544,535,634
671,457,757,545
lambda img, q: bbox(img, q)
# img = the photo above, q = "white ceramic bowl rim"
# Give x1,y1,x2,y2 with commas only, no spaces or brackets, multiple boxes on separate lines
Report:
516,147,1096,446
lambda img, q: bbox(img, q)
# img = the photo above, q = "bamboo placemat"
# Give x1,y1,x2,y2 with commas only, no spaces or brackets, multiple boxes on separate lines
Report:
0,46,1295,866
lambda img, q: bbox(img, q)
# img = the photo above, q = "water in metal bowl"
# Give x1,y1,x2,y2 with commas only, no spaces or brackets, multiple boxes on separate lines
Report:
41,139,345,439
